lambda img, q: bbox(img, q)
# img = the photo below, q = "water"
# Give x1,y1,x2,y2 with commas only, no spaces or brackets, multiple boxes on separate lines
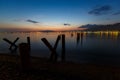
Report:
0,31,120,65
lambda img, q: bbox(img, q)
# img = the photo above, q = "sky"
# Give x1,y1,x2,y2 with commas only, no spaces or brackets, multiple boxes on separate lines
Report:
0,0,120,31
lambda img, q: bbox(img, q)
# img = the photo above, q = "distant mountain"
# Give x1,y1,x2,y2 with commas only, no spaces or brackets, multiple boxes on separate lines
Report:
79,23,120,31
39,30,55,32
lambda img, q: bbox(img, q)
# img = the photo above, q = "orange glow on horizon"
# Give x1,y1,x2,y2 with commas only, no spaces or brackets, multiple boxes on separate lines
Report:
0,23,85,31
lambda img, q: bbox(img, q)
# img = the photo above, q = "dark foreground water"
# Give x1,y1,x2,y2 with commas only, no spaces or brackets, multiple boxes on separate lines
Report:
0,31,120,65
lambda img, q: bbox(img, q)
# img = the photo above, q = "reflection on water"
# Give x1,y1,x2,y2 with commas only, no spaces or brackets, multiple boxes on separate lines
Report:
0,31,120,65
76,32,84,46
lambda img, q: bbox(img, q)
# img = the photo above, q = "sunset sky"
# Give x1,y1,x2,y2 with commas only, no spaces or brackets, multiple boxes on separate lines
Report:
0,0,120,31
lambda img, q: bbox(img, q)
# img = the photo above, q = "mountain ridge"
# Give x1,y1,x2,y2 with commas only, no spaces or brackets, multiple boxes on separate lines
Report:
79,23,120,31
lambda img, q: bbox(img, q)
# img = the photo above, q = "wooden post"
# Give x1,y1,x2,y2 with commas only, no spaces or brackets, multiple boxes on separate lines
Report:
77,33,80,46
10,37,19,50
19,43,30,71
41,35,61,62
41,38,57,61
80,32,83,46
41,38,55,52
61,34,65,62
54,35,61,50
52,35,61,61
27,37,31,50
3,37,19,53
71,33,73,37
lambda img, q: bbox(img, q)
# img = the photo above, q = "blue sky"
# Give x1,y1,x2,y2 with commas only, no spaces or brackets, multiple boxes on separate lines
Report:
0,0,120,31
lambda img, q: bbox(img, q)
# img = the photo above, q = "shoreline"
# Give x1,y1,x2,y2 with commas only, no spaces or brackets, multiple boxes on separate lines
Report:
0,53,120,80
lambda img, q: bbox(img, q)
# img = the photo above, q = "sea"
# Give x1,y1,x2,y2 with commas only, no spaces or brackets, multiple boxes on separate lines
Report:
0,31,120,65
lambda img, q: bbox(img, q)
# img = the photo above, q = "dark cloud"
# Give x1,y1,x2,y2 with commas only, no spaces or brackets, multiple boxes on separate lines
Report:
88,5,112,16
112,11,120,15
26,19,39,23
63,23,71,26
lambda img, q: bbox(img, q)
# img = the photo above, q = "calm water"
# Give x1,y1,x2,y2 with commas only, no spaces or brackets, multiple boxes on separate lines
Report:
0,31,120,65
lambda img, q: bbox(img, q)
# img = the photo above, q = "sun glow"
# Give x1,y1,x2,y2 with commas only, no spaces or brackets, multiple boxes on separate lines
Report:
0,23,84,32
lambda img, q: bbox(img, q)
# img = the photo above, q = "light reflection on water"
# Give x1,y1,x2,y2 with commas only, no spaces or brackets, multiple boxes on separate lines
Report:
0,31,120,64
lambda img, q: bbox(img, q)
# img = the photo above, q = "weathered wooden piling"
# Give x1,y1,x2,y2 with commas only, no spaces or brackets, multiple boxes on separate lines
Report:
54,35,61,49
41,38,57,62
61,34,65,62
41,35,61,62
71,33,73,37
10,37,19,50
80,32,83,46
3,37,19,53
77,33,80,45
52,35,61,61
19,43,30,71
81,32,83,37
27,37,31,50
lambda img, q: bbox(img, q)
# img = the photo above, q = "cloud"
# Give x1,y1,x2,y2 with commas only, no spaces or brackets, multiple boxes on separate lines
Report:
63,23,71,26
26,19,39,23
88,5,112,16
112,11,120,15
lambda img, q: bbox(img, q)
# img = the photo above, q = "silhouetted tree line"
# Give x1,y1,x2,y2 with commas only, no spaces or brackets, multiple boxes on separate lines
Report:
79,23,120,31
